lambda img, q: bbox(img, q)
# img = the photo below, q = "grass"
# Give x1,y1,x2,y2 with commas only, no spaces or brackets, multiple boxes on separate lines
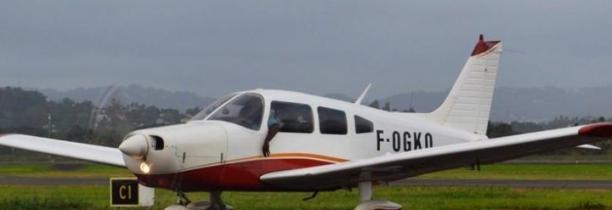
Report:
0,163,131,178
2,163,612,209
0,185,611,210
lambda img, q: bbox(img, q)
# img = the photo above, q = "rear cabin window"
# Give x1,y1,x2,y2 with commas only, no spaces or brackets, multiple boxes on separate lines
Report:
354,115,373,134
318,107,347,135
269,101,314,133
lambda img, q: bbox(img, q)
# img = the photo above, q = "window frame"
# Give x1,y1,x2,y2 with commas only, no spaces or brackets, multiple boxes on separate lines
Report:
206,93,265,131
191,93,238,121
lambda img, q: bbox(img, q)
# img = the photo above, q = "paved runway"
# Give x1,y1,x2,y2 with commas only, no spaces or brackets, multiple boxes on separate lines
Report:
1,176,612,189
0,176,108,186
393,179,612,189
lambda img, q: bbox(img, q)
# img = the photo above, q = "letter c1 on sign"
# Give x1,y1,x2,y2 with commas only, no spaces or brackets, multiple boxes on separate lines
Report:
110,177,154,207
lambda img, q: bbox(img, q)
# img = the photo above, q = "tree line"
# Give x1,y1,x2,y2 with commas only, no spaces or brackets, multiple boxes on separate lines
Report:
0,87,201,148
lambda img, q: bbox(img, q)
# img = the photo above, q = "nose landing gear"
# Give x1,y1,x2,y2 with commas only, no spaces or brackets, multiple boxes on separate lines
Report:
177,191,191,206
164,191,232,210
353,182,402,210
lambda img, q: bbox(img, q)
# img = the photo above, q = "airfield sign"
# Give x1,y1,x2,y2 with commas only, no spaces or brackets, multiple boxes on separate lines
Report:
110,177,154,207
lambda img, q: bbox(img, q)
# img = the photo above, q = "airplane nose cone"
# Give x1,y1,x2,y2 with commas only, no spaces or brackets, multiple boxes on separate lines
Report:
119,134,149,159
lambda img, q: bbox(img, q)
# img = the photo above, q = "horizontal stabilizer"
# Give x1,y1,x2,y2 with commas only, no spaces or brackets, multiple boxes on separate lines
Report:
576,144,601,150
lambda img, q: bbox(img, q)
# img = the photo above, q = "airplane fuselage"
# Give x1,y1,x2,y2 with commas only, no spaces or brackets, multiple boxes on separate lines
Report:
5,35,611,210
124,89,482,191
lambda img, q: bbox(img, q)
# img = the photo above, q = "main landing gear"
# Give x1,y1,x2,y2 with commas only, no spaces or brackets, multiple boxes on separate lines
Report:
164,182,399,210
353,182,402,210
164,191,232,210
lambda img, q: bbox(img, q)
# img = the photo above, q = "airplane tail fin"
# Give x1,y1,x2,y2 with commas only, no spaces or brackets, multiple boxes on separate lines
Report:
428,35,502,136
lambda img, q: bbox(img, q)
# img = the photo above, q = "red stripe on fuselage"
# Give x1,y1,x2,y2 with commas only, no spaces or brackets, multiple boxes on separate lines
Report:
136,157,334,192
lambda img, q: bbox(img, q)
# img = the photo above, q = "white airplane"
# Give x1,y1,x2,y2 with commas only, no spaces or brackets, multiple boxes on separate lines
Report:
1,35,611,210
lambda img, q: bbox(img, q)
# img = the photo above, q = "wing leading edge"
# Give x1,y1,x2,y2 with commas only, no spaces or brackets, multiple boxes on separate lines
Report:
0,134,125,167
261,123,612,190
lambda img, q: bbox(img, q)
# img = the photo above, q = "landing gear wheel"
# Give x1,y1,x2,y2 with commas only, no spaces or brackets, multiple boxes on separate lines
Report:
354,200,402,210
354,181,402,210
164,205,189,210
164,191,232,210
204,191,232,210
177,191,191,206
164,191,192,210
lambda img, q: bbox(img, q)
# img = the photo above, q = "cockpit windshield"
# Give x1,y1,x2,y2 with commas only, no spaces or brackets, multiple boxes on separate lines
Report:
207,93,264,130
191,93,237,121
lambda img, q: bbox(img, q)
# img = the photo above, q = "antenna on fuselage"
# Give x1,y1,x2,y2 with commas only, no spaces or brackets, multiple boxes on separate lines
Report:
354,83,372,105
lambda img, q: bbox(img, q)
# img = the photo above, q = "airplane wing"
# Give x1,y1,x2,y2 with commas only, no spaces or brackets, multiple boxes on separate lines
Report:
0,134,125,167
261,123,612,190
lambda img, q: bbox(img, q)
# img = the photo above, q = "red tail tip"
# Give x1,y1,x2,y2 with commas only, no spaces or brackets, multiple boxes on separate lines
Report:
579,123,612,137
471,34,500,56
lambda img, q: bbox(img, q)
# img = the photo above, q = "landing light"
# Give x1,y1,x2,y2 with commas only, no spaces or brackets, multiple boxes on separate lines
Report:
140,162,151,174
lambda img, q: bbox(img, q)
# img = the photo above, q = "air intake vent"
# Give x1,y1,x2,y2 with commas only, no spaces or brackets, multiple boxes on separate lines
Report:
150,135,164,150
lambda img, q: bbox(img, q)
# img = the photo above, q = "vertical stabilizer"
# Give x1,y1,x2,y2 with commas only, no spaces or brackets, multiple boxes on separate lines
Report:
429,35,502,136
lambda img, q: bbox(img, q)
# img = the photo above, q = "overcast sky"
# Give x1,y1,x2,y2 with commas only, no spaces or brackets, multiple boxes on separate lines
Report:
1,1,611,98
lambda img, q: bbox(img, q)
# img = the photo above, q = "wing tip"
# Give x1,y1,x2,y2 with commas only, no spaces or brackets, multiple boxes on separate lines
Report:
579,123,612,137
0,133,17,138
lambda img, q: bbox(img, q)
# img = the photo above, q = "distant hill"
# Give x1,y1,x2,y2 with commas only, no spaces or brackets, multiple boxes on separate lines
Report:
39,85,215,111
36,85,612,122
377,86,612,122
323,93,354,102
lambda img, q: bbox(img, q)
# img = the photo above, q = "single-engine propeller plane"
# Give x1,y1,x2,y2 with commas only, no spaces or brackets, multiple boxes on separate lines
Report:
2,35,612,210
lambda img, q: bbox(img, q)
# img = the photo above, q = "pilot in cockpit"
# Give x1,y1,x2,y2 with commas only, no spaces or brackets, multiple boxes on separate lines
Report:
263,109,283,157
238,99,263,130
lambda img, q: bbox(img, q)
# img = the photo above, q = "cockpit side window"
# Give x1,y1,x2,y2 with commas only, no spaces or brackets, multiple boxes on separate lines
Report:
269,101,313,133
208,93,264,130
318,107,347,135
191,93,237,121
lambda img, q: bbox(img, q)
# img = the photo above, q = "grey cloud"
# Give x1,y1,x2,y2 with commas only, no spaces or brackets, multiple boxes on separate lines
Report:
1,0,611,98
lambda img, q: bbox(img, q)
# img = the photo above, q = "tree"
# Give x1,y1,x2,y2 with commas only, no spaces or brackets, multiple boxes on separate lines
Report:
185,107,202,117
382,102,391,111
126,103,161,128
66,125,90,143
598,116,606,122
96,98,132,141
0,87,48,129
486,121,514,138
368,100,380,109
159,108,183,125
47,98,94,135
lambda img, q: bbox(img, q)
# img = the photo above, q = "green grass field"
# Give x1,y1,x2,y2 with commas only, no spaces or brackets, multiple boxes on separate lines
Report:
1,163,612,209
0,185,610,210
0,163,131,178
2,163,612,180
